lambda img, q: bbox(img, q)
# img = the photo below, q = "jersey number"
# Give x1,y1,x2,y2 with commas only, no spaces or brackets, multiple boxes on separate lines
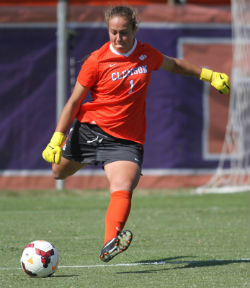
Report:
128,79,134,94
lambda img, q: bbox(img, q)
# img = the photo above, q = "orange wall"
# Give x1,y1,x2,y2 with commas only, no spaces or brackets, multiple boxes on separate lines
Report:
0,0,167,6
0,0,230,6
188,0,230,4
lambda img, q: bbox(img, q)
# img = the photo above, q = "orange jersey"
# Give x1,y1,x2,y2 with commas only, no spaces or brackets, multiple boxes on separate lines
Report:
76,39,163,145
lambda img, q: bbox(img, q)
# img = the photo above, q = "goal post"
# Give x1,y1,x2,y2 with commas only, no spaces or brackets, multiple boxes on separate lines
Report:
196,0,250,194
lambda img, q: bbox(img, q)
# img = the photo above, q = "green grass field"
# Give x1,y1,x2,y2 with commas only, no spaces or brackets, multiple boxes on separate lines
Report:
0,189,249,288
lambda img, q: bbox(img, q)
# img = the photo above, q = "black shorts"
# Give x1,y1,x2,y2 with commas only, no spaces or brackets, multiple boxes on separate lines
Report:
62,121,144,167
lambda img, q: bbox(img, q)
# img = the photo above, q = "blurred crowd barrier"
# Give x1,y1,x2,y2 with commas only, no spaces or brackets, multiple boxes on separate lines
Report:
0,3,232,189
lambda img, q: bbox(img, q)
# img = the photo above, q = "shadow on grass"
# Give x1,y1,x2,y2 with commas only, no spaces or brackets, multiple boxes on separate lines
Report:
52,274,79,278
117,256,250,274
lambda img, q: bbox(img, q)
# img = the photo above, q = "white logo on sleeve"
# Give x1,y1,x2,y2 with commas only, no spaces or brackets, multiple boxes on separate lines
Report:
139,54,147,61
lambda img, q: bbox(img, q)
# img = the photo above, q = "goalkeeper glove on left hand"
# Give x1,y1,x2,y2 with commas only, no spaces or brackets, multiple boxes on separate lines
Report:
200,68,230,94
42,132,65,164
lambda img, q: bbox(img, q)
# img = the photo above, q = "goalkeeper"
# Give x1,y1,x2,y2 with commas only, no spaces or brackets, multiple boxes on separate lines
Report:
42,5,230,263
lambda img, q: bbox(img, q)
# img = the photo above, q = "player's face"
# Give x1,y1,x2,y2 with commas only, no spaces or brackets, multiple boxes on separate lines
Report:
108,16,136,54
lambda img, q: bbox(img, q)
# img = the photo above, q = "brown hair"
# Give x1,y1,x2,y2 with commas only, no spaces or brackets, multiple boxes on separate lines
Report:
104,6,138,31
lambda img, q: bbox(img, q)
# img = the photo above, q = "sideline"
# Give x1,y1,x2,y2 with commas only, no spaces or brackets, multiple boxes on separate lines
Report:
1,258,249,271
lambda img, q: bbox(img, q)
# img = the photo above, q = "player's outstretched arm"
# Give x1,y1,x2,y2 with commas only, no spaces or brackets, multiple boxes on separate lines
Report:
160,55,230,95
42,82,89,164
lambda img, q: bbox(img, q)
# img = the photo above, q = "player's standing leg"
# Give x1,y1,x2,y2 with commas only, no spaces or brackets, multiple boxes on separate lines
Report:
100,160,141,262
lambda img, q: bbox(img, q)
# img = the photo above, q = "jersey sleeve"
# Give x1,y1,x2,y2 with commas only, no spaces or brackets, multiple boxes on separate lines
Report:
77,53,98,87
147,44,164,71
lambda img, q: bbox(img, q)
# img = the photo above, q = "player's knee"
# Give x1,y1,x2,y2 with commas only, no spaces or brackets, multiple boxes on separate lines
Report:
109,179,135,193
52,166,67,180
52,171,66,180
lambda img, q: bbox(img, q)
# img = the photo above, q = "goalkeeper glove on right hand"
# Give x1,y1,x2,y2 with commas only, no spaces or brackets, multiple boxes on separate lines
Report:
42,132,65,164
200,68,230,94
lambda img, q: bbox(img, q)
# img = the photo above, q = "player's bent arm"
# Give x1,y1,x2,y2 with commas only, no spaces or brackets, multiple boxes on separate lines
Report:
42,81,89,164
55,81,90,134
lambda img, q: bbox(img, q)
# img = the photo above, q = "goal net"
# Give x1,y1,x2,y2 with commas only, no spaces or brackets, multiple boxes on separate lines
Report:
196,0,250,193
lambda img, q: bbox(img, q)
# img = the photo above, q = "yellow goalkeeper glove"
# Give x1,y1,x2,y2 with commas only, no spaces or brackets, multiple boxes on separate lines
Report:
42,132,65,164
200,68,230,94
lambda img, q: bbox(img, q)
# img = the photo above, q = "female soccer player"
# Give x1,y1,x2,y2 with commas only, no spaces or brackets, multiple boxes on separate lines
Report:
42,5,230,262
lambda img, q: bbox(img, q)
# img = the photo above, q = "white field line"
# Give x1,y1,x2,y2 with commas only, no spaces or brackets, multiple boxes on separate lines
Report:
1,259,249,271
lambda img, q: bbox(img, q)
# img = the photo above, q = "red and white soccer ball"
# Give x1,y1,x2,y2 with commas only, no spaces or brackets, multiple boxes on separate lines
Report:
20,240,59,278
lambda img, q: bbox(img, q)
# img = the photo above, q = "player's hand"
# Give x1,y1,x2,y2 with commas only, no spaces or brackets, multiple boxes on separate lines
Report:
42,132,65,164
200,68,230,94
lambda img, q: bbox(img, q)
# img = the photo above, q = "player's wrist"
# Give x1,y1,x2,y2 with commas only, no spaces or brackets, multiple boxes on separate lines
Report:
200,68,213,82
50,131,65,146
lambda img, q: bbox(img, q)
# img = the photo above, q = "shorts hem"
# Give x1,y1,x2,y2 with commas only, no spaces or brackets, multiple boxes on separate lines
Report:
62,154,96,165
103,158,142,167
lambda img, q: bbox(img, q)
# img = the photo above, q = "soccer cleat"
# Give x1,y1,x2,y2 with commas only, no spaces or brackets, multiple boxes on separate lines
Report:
99,230,133,262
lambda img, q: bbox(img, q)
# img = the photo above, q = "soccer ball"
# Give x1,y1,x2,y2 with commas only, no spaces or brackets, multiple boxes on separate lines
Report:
20,240,59,278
